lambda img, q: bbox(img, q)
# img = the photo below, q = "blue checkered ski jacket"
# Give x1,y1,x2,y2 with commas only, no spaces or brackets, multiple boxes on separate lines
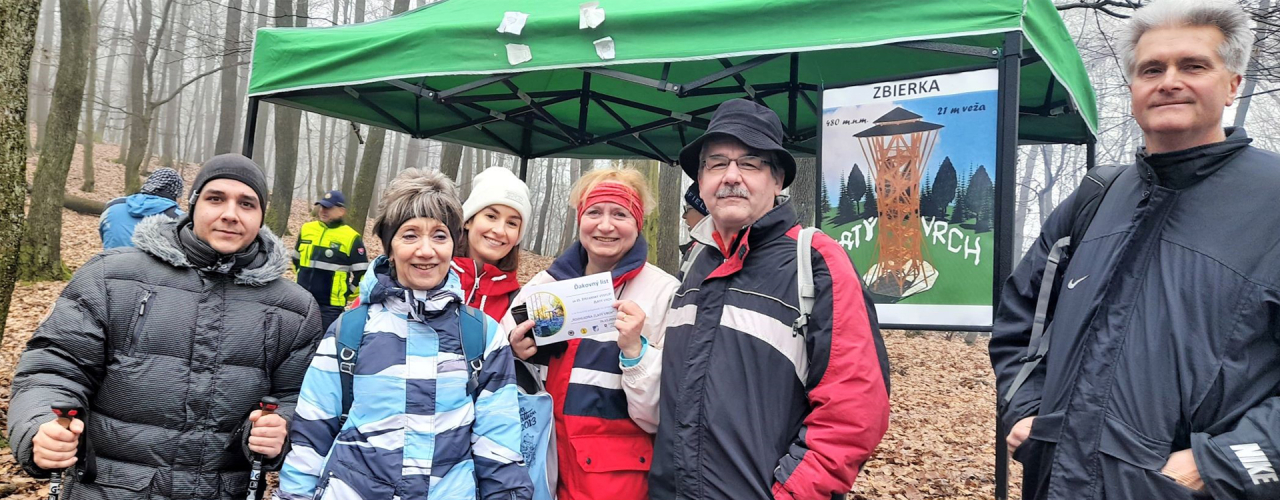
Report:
276,256,533,500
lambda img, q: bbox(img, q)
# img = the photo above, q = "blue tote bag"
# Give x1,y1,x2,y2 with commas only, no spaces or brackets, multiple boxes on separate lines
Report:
516,360,556,500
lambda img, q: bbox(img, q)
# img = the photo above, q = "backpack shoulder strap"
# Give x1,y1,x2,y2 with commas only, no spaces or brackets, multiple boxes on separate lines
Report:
677,242,706,282
1067,163,1126,250
335,304,369,426
458,306,486,400
792,227,818,337
1002,163,1127,406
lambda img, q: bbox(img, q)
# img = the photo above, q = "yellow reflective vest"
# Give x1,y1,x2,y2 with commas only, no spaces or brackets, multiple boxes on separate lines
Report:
292,220,368,307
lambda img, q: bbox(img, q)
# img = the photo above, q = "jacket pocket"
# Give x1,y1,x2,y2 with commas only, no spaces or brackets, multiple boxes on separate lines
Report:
91,458,158,494
130,289,154,356
570,434,652,473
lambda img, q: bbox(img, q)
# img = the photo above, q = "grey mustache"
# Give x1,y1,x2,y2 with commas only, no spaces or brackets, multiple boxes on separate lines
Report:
715,186,750,198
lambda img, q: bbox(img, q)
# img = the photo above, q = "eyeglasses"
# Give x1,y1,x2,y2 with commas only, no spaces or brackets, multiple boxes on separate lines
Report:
702,154,771,172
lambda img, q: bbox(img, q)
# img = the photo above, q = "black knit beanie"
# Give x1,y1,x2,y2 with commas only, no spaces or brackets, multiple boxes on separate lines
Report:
188,154,269,223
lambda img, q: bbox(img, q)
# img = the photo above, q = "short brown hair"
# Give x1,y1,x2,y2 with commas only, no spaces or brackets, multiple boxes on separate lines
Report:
373,168,463,254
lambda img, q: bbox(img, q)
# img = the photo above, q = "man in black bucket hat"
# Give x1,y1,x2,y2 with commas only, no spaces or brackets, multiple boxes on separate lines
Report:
638,99,891,500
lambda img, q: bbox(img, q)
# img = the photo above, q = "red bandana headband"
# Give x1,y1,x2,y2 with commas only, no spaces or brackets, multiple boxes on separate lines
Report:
578,182,645,229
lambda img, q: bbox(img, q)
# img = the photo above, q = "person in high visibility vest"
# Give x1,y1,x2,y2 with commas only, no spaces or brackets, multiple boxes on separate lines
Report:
292,190,368,332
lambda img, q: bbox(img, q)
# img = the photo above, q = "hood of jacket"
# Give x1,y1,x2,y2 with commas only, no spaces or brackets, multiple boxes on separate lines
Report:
131,215,290,286
451,257,520,301
125,193,180,218
548,234,649,288
359,255,464,313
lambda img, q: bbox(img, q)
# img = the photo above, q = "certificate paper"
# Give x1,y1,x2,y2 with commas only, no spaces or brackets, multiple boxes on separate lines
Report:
523,272,617,346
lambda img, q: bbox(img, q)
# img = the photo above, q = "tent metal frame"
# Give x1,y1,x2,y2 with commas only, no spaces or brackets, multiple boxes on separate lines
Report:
241,32,1098,500
240,37,1083,181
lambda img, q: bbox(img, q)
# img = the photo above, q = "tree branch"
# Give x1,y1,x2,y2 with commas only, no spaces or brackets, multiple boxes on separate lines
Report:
148,60,248,110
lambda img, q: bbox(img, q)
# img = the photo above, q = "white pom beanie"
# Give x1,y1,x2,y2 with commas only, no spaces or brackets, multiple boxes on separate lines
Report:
462,167,533,242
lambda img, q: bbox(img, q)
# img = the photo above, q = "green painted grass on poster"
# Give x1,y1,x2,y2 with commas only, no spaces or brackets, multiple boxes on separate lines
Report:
820,210,993,306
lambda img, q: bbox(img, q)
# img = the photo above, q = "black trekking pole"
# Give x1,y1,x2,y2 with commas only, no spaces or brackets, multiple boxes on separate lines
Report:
246,396,280,500
47,404,83,500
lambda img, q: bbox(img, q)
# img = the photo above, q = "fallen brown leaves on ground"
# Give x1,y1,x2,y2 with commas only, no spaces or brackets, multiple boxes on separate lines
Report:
2,143,1021,499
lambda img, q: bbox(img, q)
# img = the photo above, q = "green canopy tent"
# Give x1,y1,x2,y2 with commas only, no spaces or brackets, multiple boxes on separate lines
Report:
247,1,1096,494
244,0,1098,314
247,0,1096,158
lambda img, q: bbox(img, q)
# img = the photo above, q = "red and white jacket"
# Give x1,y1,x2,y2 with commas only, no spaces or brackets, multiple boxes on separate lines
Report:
501,237,678,500
646,201,891,500
452,256,520,321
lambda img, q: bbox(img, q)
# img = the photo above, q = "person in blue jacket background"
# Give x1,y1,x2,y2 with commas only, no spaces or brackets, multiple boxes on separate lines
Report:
99,167,185,249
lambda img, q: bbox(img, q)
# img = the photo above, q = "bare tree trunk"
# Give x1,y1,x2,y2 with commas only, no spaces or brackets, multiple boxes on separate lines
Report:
557,158,581,253
121,0,152,193
403,137,420,173
1013,148,1037,256
31,0,56,148
341,123,358,194
0,0,43,341
214,0,243,154
158,1,187,168
458,145,474,198
265,0,303,235
78,0,101,192
199,52,217,160
790,157,816,227
533,158,555,254
92,0,121,139
348,127,384,233
439,142,462,180
19,0,89,281
655,162,681,274
314,116,327,196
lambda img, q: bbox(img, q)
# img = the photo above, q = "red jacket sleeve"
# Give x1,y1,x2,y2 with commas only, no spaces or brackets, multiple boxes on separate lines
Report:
772,232,891,500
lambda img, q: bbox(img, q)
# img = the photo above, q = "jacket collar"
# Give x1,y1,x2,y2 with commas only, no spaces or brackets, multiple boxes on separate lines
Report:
1136,127,1252,190
548,236,649,288
451,257,520,298
360,255,463,317
690,197,798,257
132,215,289,286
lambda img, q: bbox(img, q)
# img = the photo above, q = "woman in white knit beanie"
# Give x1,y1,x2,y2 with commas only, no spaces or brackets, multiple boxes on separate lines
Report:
452,166,532,320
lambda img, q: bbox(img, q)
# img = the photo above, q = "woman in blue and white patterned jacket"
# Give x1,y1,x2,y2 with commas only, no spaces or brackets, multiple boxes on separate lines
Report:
276,168,533,500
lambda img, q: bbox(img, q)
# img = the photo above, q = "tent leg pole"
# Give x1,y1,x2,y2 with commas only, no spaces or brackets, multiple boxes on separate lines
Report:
992,30,1022,500
519,157,529,182
1086,138,1097,171
242,97,260,158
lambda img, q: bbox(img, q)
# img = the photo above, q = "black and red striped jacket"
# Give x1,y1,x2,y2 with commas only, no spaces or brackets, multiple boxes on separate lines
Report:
650,201,891,500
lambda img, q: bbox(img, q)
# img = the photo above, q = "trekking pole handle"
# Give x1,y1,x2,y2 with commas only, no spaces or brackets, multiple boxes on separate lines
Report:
48,404,84,500
246,396,279,500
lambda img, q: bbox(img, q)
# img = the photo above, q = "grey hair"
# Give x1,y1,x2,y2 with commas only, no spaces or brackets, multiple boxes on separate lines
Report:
373,168,464,252
698,137,785,186
1119,0,1253,78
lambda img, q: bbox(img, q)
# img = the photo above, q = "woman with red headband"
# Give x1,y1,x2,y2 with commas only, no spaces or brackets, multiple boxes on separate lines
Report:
502,167,678,500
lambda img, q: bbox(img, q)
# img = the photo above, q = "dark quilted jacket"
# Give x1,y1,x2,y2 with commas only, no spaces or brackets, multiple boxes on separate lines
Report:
8,216,323,500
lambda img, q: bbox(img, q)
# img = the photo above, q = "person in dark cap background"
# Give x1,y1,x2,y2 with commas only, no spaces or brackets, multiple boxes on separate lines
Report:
9,153,323,500
641,98,891,500
678,182,708,256
291,189,368,332
98,167,185,249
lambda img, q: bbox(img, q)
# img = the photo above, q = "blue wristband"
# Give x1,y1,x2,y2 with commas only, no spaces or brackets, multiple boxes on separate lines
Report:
619,336,649,367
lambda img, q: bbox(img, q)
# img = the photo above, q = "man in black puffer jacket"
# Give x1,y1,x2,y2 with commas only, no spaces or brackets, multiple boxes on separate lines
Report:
8,154,323,500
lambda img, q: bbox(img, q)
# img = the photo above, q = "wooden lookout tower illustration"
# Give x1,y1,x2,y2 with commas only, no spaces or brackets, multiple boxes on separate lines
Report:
853,107,943,300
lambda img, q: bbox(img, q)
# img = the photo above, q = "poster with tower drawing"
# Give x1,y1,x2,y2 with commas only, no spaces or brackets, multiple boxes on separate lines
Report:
820,68,998,328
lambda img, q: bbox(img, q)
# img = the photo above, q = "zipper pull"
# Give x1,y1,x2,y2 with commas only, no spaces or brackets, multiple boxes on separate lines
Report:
138,291,151,316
